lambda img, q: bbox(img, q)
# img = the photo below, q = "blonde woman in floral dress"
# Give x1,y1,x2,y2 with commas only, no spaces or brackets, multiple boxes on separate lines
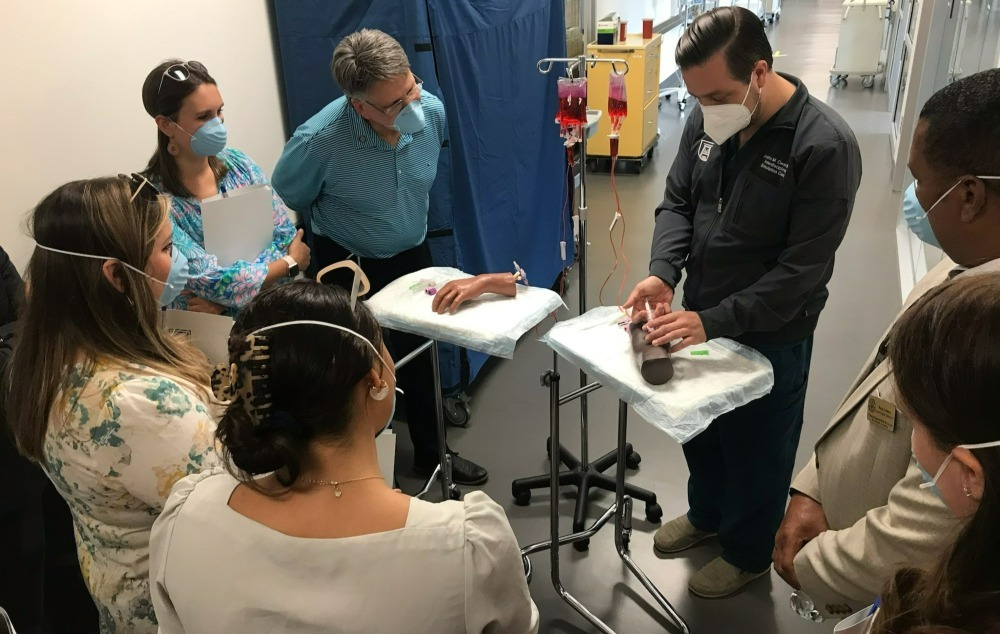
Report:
4,176,219,633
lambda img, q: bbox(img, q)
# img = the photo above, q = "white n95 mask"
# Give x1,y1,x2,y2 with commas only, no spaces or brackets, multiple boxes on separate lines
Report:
702,76,760,145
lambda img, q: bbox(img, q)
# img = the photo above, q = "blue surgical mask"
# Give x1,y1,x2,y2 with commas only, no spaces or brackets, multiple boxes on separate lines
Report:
160,247,189,307
906,176,1000,247
35,243,187,308
392,100,425,134
916,458,944,500
918,439,1000,501
176,117,228,156
902,182,940,248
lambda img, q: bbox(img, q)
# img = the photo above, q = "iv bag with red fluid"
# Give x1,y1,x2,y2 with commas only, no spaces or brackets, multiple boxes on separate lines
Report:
556,77,587,146
608,72,627,134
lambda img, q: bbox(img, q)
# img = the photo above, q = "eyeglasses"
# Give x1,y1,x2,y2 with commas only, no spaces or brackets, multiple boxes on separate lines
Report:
156,60,208,97
364,75,423,117
120,173,158,205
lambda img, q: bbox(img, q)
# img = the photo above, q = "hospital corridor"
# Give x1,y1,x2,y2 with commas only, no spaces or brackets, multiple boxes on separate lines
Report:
2,0,1000,633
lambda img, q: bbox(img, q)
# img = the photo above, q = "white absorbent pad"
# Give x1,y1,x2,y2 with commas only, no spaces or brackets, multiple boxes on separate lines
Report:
366,267,565,358
540,306,774,444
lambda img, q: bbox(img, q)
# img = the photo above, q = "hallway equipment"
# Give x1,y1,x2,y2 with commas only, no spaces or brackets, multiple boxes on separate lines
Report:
760,0,782,24
585,34,662,173
830,0,893,88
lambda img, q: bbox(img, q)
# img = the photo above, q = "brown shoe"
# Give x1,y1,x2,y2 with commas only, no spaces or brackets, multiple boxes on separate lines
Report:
653,515,717,554
688,557,769,598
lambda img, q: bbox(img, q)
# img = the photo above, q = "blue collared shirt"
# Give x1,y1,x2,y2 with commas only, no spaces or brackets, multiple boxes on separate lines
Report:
272,92,446,259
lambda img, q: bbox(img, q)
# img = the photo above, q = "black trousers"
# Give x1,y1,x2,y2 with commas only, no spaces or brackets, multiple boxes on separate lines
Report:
313,235,441,465
684,336,814,572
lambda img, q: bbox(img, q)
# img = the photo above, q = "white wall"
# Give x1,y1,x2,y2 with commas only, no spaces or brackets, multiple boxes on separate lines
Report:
0,1,288,272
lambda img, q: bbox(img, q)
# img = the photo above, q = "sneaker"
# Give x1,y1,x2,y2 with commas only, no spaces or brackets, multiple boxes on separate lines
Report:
414,452,488,486
653,515,717,554
688,557,770,599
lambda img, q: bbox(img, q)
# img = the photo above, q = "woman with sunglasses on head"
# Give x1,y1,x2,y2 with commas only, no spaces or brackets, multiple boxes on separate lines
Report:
4,177,221,633
141,59,310,315
149,281,538,633
839,273,1000,633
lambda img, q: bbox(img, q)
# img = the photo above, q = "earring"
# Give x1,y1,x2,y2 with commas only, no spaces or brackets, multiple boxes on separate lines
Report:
963,484,973,498
168,140,180,156
369,380,389,401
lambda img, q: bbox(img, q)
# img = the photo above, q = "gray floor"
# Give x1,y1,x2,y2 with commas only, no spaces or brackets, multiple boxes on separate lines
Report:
398,1,904,631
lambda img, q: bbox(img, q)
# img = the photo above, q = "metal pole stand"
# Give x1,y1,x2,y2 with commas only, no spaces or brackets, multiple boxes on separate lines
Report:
512,53,663,546
396,339,458,501
520,370,690,634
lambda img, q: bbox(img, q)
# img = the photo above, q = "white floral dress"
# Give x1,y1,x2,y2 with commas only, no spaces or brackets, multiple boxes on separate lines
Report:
41,362,219,633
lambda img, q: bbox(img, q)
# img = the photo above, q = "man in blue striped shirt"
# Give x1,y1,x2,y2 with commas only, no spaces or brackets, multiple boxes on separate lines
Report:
272,29,488,485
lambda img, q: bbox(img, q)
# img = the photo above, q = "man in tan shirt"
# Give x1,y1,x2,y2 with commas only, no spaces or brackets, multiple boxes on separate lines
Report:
772,68,1000,619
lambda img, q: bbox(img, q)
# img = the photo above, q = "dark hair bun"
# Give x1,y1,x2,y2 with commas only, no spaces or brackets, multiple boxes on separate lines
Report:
216,406,310,485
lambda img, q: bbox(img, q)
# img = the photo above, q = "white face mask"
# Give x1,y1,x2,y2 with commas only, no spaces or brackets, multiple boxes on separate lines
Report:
702,75,761,144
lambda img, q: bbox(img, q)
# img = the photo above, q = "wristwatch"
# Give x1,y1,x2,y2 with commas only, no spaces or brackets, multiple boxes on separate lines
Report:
281,255,299,278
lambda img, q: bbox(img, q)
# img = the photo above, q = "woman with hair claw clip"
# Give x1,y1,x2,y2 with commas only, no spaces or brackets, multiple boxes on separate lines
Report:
149,280,538,633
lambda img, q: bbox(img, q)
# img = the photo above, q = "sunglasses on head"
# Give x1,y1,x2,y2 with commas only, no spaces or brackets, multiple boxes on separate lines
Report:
156,60,208,97
119,173,158,205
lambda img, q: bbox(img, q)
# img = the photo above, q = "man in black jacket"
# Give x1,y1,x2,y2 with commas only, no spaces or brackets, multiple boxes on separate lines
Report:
625,7,861,598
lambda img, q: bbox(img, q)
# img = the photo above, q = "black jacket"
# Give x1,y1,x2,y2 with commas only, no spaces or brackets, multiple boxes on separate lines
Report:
0,249,43,511
650,74,862,345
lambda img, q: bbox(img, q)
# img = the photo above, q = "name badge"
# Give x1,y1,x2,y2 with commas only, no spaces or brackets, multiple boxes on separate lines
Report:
867,395,896,432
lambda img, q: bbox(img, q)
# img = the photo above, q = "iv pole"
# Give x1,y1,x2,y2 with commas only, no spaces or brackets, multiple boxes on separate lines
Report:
520,54,688,634
535,52,629,495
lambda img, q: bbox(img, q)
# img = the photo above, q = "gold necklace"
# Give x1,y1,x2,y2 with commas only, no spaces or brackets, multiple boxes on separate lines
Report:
301,475,384,498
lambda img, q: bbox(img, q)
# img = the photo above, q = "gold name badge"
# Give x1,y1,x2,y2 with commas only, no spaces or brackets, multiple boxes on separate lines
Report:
867,395,896,432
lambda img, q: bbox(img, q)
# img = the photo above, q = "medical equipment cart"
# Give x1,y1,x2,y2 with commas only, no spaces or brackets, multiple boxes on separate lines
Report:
761,0,782,24
585,34,663,173
830,0,892,88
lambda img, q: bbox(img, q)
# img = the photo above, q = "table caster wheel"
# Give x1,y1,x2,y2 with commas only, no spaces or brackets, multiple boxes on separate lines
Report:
444,398,471,427
626,451,641,470
449,487,462,501
512,490,531,506
573,538,590,552
830,74,841,86
645,503,663,523
862,75,875,89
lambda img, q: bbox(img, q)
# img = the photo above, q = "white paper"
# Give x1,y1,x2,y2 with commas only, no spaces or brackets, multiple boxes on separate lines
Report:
366,267,565,358
162,309,234,365
376,431,396,486
834,606,878,634
200,184,274,267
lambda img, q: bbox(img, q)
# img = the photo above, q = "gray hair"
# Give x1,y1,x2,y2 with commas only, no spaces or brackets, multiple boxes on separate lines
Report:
331,29,411,98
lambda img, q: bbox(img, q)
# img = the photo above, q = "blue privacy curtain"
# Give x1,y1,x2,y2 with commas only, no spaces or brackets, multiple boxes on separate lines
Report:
271,0,569,388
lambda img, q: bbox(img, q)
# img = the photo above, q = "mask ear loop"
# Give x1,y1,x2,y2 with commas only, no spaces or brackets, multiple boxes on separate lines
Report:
316,260,371,311
34,244,175,289
248,320,394,383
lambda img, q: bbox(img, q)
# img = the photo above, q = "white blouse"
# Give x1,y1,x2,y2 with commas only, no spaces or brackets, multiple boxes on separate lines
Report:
150,469,539,633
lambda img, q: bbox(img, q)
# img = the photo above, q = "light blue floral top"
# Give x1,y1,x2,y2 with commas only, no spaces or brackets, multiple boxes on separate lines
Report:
152,148,296,313
41,361,220,634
